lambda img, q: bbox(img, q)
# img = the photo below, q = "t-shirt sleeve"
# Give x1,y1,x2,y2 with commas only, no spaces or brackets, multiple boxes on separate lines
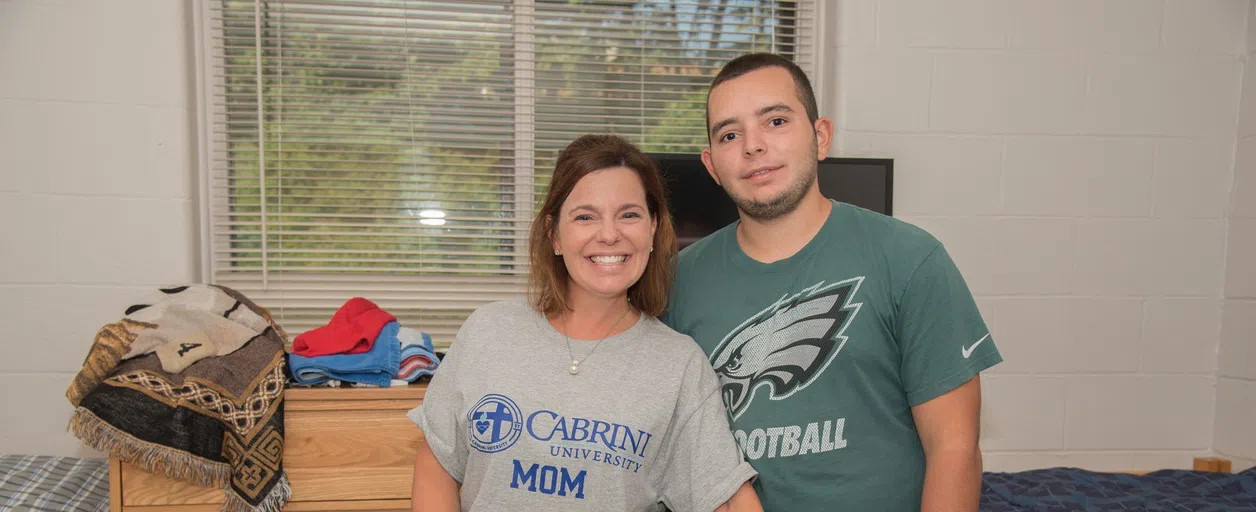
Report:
406,319,472,481
657,354,757,512
660,266,686,332
660,294,682,332
661,247,698,333
897,242,1002,407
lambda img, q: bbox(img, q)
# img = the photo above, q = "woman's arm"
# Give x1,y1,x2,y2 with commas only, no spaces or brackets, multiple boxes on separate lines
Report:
714,480,763,512
411,435,460,512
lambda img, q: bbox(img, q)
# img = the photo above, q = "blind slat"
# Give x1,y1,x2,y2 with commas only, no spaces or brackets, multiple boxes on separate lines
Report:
208,44,811,73
210,88,757,107
210,108,707,125
212,2,806,27
216,241,531,251
209,49,807,73
211,69,737,92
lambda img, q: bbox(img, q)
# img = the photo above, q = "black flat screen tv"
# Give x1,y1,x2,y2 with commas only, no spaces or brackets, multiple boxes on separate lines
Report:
649,154,894,249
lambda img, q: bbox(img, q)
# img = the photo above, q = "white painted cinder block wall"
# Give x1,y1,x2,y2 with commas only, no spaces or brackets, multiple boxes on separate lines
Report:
0,1,198,456
0,0,1249,471
1215,0,1256,473
831,0,1251,472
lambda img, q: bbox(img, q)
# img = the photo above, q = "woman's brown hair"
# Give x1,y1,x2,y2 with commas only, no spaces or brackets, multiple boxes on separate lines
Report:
527,134,677,318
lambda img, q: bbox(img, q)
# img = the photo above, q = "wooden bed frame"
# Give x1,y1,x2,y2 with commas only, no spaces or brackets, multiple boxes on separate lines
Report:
1189,456,1233,473
1117,457,1233,476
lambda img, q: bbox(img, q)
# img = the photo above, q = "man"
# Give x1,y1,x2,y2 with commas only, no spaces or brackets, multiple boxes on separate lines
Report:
661,53,1002,511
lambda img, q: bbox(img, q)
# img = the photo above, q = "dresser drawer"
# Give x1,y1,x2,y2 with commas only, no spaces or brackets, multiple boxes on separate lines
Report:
121,468,222,507
286,409,422,501
114,386,426,510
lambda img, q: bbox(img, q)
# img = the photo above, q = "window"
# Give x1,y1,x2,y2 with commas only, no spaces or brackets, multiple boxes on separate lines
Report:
201,0,818,348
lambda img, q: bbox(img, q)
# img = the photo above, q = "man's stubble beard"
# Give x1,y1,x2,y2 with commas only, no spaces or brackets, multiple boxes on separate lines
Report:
722,139,819,222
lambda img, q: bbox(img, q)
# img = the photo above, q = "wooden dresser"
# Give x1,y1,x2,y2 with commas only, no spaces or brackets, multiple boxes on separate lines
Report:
109,385,427,512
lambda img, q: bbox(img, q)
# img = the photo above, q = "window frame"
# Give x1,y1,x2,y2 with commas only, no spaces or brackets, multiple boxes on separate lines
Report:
190,0,832,346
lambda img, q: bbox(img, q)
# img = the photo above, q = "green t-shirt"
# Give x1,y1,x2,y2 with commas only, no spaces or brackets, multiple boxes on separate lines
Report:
662,200,1002,511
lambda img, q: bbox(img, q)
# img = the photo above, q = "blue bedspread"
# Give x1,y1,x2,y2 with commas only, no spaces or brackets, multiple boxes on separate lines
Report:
982,467,1256,511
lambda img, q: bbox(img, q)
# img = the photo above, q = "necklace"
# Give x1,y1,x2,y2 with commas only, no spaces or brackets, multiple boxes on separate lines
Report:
563,307,631,376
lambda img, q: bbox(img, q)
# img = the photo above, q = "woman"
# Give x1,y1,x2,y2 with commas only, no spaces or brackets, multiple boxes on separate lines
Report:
408,134,762,511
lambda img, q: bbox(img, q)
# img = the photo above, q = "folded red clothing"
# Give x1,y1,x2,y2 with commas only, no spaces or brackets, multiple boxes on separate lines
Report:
399,353,434,369
291,297,396,357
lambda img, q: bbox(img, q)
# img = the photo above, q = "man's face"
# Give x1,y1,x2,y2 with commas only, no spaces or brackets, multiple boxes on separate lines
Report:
701,66,832,221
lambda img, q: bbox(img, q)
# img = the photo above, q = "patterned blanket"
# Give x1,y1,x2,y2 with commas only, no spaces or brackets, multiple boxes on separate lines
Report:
65,286,290,512
981,466,1256,511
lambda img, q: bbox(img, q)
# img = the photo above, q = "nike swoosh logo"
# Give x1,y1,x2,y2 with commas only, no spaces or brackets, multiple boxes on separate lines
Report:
962,333,990,359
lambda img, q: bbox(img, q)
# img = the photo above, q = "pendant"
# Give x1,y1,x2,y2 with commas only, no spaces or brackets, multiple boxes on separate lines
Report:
569,361,579,375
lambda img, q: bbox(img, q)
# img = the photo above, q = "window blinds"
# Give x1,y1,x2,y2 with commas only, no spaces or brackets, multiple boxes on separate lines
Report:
204,0,818,348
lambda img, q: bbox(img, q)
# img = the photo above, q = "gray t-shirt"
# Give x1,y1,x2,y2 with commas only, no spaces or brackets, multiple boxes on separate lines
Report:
409,299,756,512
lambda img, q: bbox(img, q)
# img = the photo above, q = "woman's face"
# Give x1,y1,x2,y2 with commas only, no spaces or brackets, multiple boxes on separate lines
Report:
552,166,657,305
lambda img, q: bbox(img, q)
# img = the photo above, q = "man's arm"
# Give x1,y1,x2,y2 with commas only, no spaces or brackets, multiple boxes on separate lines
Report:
911,374,983,512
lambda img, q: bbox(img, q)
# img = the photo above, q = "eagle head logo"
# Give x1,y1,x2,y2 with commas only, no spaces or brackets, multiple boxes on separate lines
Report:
709,277,863,421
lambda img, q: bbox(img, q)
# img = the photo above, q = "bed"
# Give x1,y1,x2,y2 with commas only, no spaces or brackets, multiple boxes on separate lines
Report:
1,452,1250,511
0,455,110,512
981,458,1256,511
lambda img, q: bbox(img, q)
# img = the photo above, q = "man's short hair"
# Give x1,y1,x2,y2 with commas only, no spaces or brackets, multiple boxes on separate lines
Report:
706,53,819,140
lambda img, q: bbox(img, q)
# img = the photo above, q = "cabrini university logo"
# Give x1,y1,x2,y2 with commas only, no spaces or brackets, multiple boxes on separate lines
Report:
709,277,863,421
468,394,523,453
462,393,658,501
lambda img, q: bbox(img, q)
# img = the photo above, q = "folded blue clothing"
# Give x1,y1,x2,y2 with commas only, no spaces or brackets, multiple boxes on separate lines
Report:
288,321,401,387
397,327,441,383
397,327,434,352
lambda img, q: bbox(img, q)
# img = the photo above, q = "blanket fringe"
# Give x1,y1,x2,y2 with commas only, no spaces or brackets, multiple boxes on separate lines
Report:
223,473,292,512
68,407,230,489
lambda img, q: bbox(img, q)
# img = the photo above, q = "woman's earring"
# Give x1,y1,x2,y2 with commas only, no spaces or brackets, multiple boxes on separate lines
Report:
555,250,561,256
649,247,653,252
